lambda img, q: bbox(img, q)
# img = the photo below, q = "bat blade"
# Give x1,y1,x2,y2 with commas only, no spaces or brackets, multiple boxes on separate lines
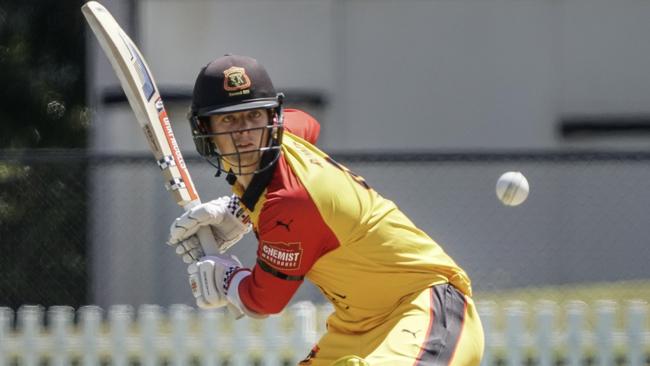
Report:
82,1,221,257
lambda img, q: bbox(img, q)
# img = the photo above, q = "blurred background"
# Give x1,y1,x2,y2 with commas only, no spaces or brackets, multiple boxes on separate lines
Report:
1,0,650,364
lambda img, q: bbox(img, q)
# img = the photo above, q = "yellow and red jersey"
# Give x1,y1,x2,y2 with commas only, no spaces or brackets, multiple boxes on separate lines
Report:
231,109,472,333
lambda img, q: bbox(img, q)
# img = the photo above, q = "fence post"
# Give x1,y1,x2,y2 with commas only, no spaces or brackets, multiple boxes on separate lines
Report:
79,306,102,366
290,302,318,365
477,301,496,366
262,314,284,366
535,300,557,366
231,314,253,366
199,309,223,366
626,300,647,366
170,304,193,366
17,305,43,366
138,304,162,366
48,306,74,366
565,301,586,366
109,305,133,366
594,300,616,366
0,307,13,366
504,301,527,366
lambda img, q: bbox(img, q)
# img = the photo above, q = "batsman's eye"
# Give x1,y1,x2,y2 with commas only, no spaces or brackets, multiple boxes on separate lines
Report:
221,115,236,123
247,110,267,123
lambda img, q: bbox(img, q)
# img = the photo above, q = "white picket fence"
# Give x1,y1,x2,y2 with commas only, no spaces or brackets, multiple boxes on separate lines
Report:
0,299,648,365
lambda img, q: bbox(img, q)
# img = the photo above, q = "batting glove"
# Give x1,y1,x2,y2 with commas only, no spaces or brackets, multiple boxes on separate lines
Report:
168,195,251,263
187,255,249,310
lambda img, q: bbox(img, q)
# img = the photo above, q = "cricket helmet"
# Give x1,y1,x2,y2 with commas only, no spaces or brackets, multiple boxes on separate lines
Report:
188,54,284,177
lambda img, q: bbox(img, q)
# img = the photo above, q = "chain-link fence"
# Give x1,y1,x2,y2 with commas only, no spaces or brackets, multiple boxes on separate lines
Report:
0,150,88,309
1,149,650,309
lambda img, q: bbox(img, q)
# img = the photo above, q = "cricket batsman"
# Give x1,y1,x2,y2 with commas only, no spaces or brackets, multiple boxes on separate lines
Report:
167,55,484,365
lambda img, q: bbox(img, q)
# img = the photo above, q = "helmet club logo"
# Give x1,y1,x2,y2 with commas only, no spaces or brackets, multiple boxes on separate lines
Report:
259,241,303,271
223,66,251,96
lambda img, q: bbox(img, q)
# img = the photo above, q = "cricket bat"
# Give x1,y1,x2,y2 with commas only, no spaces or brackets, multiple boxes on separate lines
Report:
82,1,243,317
81,1,219,255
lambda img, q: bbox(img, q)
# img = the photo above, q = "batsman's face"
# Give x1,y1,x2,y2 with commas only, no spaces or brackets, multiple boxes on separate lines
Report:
208,109,270,172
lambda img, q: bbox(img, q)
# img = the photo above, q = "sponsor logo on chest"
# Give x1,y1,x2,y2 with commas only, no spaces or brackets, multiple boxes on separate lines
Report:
259,241,303,270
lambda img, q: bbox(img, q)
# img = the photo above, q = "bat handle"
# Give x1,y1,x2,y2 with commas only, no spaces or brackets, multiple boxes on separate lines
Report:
196,226,220,256
183,199,221,256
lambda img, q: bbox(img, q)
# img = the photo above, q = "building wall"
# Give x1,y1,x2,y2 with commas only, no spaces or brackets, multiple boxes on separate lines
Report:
138,0,650,150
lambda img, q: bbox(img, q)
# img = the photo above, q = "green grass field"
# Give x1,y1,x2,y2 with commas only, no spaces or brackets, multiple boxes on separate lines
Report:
474,279,650,333
475,279,650,305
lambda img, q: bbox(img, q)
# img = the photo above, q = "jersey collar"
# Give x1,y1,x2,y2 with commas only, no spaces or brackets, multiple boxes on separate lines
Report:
234,151,279,210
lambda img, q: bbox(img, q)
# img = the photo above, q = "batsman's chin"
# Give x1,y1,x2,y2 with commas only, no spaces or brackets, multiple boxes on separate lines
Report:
226,155,263,173
240,149,264,162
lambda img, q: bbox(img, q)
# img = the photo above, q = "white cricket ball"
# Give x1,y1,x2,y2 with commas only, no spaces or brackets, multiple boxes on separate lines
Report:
496,171,529,206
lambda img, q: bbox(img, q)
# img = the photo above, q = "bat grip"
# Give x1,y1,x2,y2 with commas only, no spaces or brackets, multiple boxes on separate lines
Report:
196,226,220,256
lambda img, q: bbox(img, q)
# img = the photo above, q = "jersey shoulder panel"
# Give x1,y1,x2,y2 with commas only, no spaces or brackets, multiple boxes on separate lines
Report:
236,156,339,314
256,156,339,277
283,109,321,145
235,135,352,316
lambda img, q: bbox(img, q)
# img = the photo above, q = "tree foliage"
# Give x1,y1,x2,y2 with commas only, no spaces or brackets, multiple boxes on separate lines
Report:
0,0,88,308
0,0,87,148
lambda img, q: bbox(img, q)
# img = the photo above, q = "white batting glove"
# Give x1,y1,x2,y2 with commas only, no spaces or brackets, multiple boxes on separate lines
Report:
187,255,249,310
210,195,251,252
168,195,251,263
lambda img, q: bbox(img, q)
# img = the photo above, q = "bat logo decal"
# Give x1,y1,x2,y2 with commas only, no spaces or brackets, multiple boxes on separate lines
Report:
118,31,156,101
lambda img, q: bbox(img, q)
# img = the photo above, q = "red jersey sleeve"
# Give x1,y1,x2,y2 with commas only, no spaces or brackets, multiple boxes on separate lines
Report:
283,109,321,145
236,161,338,314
